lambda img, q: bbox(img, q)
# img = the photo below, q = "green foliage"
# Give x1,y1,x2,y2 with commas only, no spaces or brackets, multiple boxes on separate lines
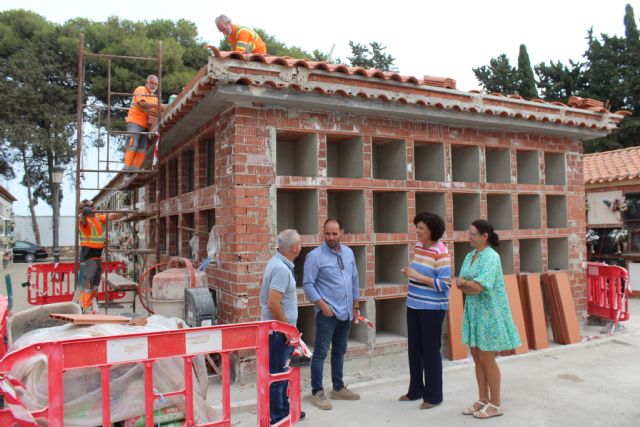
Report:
474,4,640,153
0,10,75,196
473,54,519,94
347,41,397,71
517,44,538,99
534,60,586,103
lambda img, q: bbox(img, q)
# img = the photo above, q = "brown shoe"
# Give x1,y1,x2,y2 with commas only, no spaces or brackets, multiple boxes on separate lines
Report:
330,386,360,400
420,402,441,410
312,391,332,410
398,394,420,401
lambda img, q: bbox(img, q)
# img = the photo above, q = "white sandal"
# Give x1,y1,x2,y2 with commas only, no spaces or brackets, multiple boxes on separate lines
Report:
462,400,487,415
473,402,504,419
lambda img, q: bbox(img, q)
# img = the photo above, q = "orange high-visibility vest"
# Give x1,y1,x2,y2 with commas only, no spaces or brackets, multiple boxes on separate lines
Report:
79,214,107,249
227,24,267,54
126,86,159,129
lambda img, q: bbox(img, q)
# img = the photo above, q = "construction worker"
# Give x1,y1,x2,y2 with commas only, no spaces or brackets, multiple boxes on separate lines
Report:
124,75,164,175
76,199,122,313
215,15,267,54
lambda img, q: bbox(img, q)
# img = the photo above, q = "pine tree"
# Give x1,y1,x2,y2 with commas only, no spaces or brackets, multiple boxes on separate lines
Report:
516,44,538,99
473,54,519,94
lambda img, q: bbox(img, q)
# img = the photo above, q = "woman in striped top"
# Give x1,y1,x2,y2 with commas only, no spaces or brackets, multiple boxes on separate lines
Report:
399,212,451,409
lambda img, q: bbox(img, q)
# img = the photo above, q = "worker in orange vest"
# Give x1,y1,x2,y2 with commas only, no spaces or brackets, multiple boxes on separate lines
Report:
124,75,165,176
215,15,267,54
76,199,123,313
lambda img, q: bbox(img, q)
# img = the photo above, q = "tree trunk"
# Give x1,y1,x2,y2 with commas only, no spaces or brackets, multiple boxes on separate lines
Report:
21,147,41,246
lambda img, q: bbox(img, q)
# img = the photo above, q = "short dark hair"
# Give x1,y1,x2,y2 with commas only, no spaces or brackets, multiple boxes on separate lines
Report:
413,212,446,241
324,218,343,230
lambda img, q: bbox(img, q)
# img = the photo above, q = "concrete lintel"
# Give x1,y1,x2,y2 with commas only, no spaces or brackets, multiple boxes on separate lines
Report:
160,86,232,157
215,85,611,141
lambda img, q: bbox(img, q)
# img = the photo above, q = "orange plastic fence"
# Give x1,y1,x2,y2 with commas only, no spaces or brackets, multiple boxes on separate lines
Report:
25,261,127,306
0,320,302,426
587,262,631,326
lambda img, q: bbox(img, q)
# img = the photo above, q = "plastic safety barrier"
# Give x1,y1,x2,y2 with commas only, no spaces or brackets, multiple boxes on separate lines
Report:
0,320,302,426
25,262,127,306
587,262,631,326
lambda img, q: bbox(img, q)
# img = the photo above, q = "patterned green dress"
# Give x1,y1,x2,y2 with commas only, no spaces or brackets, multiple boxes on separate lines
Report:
460,248,521,351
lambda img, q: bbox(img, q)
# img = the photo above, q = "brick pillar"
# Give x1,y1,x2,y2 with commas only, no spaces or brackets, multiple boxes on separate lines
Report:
208,107,274,324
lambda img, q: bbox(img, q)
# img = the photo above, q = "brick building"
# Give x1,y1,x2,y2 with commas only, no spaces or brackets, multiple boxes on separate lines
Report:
584,146,640,295
148,50,622,357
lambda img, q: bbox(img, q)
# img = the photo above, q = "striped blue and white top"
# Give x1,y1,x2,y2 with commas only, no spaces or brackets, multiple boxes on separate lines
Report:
407,241,452,311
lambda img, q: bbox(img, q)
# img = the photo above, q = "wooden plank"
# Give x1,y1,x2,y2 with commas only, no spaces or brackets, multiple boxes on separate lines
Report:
540,273,564,344
446,279,468,360
551,273,582,344
518,274,549,349
503,275,529,355
50,314,130,324
105,273,138,291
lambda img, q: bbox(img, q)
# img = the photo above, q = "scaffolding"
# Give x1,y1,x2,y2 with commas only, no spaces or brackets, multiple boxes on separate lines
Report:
74,34,163,312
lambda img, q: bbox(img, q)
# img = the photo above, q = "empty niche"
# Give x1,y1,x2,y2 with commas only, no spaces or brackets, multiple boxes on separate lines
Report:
485,148,511,183
374,244,408,286
453,193,481,231
373,192,408,233
546,195,568,228
548,238,569,271
544,153,566,186
487,194,513,230
326,135,364,178
517,150,540,185
277,190,318,234
372,138,407,180
348,301,370,346
375,298,408,343
350,245,367,289
296,305,317,348
494,240,514,274
414,142,445,181
451,145,480,182
415,192,446,220
276,131,318,177
327,190,366,234
518,195,541,229
519,239,542,273
293,246,317,288
453,241,473,276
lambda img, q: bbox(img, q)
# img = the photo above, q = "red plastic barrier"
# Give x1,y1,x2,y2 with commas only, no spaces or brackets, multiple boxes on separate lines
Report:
0,320,302,426
25,262,127,306
586,262,631,326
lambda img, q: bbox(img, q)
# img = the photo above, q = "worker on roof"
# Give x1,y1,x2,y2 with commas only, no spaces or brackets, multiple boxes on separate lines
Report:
75,200,123,314
215,14,267,54
124,75,165,175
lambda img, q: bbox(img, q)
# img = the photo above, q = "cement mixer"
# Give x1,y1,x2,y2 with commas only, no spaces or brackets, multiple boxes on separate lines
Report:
145,257,208,319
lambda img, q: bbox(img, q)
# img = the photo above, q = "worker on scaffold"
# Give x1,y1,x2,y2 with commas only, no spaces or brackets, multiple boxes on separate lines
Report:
215,14,267,54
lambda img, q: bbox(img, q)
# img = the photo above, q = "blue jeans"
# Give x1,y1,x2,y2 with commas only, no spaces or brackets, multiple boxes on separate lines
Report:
269,332,293,424
311,312,351,394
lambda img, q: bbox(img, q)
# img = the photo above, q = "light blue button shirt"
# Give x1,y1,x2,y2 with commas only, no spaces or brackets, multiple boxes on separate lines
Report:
303,243,360,321
260,252,298,325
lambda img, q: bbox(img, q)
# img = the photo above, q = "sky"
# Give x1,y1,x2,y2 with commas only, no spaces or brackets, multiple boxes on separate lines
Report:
1,0,637,216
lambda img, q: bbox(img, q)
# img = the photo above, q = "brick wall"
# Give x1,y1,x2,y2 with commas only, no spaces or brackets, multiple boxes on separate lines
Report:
149,104,587,351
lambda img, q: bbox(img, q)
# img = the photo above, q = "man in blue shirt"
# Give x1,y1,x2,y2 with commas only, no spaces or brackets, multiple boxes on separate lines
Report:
303,218,361,410
260,229,305,424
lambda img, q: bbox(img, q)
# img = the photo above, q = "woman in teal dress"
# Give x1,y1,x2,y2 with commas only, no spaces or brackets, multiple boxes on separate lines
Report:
456,219,520,419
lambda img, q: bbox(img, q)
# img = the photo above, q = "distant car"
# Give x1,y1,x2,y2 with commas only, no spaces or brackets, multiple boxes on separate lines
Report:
12,240,48,263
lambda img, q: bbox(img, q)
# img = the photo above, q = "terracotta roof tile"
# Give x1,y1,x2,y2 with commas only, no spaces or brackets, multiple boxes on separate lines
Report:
584,146,640,184
159,50,626,137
